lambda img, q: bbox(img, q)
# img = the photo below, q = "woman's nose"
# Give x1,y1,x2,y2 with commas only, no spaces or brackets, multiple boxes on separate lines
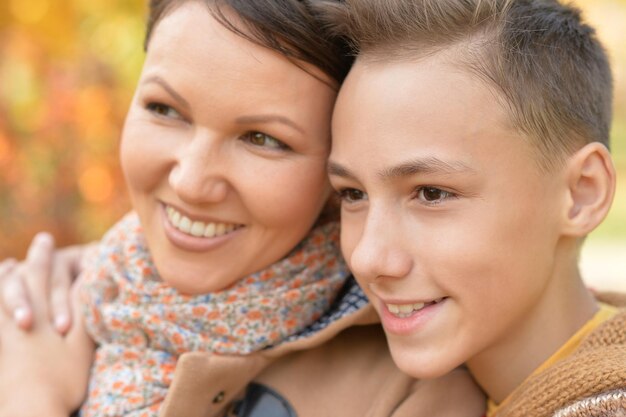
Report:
348,208,413,282
168,138,229,204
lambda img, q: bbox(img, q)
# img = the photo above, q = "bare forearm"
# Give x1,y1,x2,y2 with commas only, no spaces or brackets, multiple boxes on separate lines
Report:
0,395,72,417
0,271,94,416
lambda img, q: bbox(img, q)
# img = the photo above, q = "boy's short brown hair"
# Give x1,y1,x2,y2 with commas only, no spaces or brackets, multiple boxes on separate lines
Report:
340,0,613,171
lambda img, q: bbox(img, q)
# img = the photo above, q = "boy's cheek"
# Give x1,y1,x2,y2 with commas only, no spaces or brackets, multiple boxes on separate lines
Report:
339,216,364,271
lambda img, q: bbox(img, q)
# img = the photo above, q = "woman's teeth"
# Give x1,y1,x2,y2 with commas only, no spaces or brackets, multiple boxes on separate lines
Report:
386,298,445,318
166,206,240,238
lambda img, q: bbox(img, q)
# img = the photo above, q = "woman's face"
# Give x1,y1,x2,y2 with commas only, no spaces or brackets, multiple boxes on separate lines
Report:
120,2,337,294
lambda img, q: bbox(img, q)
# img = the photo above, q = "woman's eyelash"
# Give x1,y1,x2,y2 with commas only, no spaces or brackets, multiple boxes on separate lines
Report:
145,102,181,119
141,105,290,152
241,132,290,151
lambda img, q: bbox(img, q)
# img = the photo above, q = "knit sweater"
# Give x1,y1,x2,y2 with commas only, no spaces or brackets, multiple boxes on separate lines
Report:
496,292,626,417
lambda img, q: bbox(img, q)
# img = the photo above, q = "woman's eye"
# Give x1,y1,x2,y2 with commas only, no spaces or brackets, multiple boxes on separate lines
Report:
146,102,181,119
242,132,288,150
338,188,367,204
416,186,454,204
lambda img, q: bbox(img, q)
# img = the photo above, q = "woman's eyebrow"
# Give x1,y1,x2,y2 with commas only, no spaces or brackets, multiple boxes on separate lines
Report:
235,114,305,134
141,75,190,110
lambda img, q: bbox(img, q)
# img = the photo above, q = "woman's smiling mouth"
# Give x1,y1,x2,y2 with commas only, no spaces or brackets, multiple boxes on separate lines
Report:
164,205,243,239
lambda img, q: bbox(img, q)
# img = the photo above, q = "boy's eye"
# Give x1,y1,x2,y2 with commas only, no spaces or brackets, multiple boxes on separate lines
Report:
146,102,182,119
416,186,454,204
242,132,289,150
338,188,367,204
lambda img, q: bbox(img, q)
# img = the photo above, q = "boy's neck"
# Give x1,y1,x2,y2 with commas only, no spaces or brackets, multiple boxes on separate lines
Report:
467,252,598,404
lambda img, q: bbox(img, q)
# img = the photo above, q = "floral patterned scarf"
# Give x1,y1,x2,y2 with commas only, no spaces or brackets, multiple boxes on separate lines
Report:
79,212,349,417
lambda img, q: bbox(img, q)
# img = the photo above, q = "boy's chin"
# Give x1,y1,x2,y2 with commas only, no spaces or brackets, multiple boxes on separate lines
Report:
388,343,462,380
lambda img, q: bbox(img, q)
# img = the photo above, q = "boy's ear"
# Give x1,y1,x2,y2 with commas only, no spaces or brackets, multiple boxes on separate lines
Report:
561,142,616,236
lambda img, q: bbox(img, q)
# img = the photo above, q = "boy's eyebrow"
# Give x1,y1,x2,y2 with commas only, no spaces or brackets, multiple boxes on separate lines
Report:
235,115,305,134
327,161,355,179
328,157,475,180
141,75,190,110
379,157,476,179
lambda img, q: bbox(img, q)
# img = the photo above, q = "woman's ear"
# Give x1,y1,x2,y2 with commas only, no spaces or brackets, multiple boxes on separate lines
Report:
561,142,616,236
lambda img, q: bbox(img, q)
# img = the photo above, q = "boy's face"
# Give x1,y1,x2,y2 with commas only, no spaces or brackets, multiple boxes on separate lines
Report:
329,55,566,378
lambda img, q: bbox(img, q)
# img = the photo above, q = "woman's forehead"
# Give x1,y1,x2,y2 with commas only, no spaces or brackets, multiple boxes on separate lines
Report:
146,2,336,90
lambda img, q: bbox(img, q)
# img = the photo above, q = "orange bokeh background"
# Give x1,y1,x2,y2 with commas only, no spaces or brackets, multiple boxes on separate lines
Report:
0,0,145,257
1,0,625,259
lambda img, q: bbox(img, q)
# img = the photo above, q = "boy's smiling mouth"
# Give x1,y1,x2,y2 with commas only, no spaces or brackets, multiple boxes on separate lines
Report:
165,205,243,238
385,297,447,318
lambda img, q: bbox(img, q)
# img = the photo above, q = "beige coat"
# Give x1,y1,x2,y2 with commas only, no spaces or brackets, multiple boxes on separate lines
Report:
496,292,626,417
159,280,484,417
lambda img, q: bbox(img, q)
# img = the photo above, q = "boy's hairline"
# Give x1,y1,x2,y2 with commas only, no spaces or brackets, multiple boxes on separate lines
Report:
351,38,557,168
351,36,592,175
340,0,613,174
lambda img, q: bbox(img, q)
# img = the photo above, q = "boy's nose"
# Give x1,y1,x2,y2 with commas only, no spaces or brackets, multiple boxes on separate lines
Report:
348,208,413,283
168,139,229,204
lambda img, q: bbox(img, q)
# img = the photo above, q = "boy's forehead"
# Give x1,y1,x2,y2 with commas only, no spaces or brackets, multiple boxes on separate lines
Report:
338,51,502,107
331,54,540,179
334,55,500,140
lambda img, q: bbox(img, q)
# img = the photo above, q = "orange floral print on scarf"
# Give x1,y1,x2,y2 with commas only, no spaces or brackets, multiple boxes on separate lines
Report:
79,212,349,416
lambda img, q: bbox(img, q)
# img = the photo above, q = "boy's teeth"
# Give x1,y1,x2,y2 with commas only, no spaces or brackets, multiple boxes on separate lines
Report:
203,222,216,237
166,205,239,238
386,300,442,317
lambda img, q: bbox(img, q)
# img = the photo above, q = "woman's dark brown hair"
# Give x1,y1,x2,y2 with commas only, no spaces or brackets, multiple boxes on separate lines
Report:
145,0,353,86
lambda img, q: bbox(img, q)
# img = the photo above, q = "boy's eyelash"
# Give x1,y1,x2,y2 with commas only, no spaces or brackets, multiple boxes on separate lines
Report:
413,186,457,205
335,188,367,203
334,186,458,207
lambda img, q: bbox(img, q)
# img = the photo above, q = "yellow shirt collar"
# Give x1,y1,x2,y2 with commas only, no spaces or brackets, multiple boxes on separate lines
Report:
486,303,618,416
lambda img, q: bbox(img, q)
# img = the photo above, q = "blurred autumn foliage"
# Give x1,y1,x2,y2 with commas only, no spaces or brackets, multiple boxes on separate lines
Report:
0,0,625,259
0,0,145,257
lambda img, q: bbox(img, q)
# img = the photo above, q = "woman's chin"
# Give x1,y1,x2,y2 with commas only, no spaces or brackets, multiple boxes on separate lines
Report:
157,266,237,295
